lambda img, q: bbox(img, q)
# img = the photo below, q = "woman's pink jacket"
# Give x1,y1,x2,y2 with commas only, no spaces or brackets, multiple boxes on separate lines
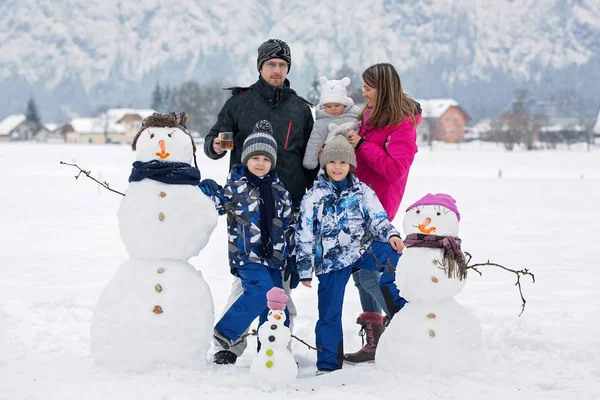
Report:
355,109,421,220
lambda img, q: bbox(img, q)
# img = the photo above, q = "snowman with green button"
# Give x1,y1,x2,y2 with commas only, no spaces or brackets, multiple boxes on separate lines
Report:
250,287,298,385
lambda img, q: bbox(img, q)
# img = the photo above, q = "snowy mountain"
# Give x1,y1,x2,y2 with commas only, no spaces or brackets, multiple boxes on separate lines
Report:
1,0,598,122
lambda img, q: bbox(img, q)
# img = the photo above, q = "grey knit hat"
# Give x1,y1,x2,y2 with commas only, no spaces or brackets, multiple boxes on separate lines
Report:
319,131,356,168
257,39,291,72
241,120,278,170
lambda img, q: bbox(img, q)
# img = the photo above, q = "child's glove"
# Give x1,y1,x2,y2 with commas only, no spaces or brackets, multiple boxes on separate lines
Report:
289,270,300,289
284,255,299,289
198,179,221,195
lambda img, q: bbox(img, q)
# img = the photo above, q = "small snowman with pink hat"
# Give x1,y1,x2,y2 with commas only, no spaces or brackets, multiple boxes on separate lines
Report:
250,288,298,385
376,193,484,374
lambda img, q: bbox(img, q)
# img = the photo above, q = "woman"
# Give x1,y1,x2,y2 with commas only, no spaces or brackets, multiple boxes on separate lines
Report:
344,63,421,364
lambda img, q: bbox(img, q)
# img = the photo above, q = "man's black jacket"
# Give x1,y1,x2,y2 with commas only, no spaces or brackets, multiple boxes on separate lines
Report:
204,77,317,208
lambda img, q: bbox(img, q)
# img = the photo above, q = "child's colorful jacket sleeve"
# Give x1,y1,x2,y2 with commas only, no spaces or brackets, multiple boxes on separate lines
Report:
361,184,400,241
280,188,295,262
295,190,317,281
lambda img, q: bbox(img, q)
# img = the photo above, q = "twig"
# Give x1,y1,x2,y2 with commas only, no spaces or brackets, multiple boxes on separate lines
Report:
358,233,535,317
236,329,320,351
291,334,320,351
237,329,258,342
60,161,125,196
358,231,396,273
465,252,535,317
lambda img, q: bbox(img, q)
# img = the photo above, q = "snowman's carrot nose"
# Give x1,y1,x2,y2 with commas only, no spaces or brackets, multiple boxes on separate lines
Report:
156,140,171,159
418,217,436,234
273,314,281,320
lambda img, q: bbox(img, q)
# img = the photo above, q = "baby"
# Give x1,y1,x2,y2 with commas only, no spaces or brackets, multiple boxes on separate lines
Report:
303,76,361,170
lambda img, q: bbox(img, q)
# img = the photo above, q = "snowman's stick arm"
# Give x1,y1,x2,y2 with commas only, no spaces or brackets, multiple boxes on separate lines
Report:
465,253,535,317
237,329,258,342
291,334,321,351
359,232,396,273
60,161,125,197
237,329,321,351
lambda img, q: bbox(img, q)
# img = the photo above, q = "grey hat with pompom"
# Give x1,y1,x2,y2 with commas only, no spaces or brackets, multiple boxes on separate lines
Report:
319,126,356,168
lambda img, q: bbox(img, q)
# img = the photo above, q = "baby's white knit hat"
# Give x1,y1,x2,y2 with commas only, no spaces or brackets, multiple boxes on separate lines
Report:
318,76,352,107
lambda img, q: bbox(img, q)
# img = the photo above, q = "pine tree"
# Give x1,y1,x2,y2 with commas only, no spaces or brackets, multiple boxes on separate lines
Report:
306,75,321,105
163,86,172,112
25,97,41,126
170,80,229,136
151,83,163,111
334,64,363,104
175,81,203,132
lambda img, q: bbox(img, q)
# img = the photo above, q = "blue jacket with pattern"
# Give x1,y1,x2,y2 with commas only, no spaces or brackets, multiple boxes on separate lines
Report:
296,172,400,281
207,164,295,275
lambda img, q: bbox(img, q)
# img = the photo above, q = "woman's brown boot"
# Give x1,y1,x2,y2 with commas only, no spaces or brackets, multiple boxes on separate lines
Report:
343,312,387,364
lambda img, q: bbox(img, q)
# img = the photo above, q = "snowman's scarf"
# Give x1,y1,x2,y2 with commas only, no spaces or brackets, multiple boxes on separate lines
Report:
129,160,201,185
404,233,468,280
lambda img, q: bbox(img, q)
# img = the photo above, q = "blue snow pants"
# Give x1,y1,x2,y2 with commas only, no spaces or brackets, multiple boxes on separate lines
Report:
316,267,353,371
215,263,289,343
351,241,407,318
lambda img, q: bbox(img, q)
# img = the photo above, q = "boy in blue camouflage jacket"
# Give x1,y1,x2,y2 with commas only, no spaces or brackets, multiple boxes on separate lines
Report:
296,131,405,374
199,120,296,365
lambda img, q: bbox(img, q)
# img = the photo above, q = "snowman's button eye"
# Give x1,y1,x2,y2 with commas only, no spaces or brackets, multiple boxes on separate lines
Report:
168,133,172,138
416,210,420,214
150,133,154,139
437,212,441,216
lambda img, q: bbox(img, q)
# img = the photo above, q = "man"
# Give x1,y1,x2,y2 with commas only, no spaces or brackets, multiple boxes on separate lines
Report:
204,38,316,209
204,38,317,365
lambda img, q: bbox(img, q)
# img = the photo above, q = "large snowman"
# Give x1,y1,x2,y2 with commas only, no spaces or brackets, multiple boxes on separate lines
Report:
376,193,483,374
250,288,298,386
90,112,218,371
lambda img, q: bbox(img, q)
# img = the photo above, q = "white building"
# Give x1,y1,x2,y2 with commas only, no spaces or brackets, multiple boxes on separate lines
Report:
64,108,155,144
0,114,41,142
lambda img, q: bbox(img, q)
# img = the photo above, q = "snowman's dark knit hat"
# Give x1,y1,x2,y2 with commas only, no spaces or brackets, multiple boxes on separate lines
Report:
132,112,195,153
241,120,278,170
266,287,288,310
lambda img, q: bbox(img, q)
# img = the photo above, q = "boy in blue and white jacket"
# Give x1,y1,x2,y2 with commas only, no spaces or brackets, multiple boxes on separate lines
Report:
199,120,296,365
296,131,405,374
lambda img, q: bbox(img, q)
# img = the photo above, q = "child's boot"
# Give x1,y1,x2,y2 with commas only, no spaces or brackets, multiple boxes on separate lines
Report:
343,312,387,364
211,350,238,365
212,328,239,365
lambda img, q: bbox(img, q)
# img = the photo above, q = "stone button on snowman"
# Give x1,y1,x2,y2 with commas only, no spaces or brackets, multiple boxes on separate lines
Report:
90,112,218,372
376,193,484,374
250,287,298,385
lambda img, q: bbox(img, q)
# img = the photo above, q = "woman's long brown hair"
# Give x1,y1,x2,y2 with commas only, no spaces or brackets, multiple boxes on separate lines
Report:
358,63,420,129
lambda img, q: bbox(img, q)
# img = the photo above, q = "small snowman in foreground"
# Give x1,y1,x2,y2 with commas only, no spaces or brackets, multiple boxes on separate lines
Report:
250,288,298,386
90,112,218,371
377,193,484,374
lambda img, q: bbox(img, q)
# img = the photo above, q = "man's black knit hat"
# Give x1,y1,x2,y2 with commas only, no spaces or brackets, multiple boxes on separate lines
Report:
257,39,291,72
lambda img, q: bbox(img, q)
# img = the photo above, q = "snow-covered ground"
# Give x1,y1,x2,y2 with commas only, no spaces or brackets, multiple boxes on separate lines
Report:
1,141,599,399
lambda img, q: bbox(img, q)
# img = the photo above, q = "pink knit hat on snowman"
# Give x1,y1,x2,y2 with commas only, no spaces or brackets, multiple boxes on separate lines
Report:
406,193,461,222
266,287,288,310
